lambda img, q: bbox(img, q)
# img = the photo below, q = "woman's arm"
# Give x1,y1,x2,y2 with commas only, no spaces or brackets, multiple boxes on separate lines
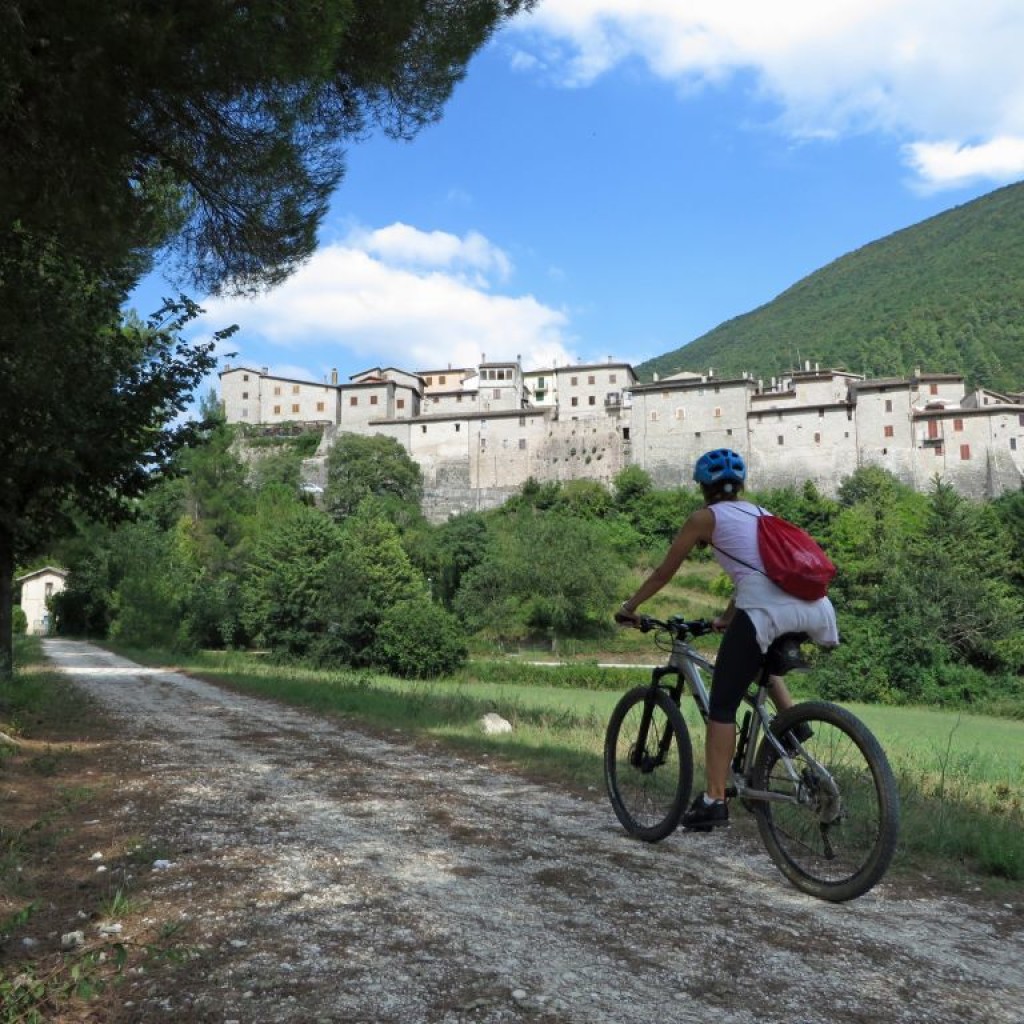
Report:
619,507,715,616
712,598,736,632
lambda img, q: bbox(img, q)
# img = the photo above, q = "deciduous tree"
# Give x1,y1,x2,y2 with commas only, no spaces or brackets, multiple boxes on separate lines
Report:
324,433,424,521
1,0,533,674
0,236,225,676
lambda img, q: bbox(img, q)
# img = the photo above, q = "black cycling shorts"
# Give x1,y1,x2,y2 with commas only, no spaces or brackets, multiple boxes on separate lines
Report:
709,609,764,725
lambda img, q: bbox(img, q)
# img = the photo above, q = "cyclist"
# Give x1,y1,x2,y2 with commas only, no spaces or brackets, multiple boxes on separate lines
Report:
616,448,838,831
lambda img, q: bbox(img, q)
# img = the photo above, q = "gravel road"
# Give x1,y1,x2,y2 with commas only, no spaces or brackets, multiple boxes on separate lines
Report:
43,638,1024,1024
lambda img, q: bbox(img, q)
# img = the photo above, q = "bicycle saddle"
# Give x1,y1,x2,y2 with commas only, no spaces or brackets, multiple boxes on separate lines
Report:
765,632,810,675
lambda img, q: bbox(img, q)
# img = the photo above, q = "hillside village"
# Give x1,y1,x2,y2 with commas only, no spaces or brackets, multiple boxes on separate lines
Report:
219,358,1024,520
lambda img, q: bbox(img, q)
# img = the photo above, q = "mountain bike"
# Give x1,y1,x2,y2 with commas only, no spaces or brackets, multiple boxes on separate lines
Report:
604,615,900,902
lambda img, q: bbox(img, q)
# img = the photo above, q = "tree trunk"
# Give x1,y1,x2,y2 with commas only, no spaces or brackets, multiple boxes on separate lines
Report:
0,531,14,679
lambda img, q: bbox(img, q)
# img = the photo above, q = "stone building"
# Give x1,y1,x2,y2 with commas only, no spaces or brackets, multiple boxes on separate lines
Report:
219,357,1024,519
220,365,340,426
629,370,757,487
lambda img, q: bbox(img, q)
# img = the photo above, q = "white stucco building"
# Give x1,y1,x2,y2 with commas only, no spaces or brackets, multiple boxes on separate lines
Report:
16,567,67,635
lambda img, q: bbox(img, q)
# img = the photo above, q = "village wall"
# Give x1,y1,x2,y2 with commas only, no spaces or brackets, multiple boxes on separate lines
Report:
747,404,857,492
629,377,754,488
910,407,1024,496
534,415,631,485
226,360,1024,521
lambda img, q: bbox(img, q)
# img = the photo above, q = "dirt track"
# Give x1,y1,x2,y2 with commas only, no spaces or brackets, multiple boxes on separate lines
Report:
42,638,1024,1024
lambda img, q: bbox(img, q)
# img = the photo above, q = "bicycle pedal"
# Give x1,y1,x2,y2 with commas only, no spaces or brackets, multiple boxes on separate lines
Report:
725,785,738,799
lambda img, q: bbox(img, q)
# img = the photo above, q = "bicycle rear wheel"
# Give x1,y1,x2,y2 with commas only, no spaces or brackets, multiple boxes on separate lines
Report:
752,701,900,902
604,685,693,842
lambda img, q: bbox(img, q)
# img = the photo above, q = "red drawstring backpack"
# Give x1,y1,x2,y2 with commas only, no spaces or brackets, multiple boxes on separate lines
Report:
714,506,836,601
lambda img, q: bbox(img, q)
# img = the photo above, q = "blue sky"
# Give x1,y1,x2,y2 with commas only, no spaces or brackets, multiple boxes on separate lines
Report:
131,1,1024,390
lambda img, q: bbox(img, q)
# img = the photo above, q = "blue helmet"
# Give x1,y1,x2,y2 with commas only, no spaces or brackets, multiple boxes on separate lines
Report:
693,448,747,486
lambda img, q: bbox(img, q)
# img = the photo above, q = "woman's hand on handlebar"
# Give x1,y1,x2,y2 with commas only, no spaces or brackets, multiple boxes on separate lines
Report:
712,601,735,633
615,603,640,626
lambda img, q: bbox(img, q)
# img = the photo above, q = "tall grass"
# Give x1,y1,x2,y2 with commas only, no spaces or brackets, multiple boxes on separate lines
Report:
852,704,1024,881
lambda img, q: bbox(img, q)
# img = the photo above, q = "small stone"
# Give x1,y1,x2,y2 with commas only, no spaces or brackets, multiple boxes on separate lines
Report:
88,852,104,861
480,712,513,735
511,989,528,1001
61,930,85,951
152,860,174,870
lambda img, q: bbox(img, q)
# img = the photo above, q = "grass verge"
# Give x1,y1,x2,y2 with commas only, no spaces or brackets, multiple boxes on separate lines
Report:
1,637,198,1023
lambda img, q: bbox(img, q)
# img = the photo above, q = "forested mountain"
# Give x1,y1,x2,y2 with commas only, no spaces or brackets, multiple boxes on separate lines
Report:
637,181,1024,393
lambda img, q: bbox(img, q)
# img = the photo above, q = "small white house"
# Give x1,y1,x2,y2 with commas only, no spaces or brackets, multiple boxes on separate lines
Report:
16,567,68,635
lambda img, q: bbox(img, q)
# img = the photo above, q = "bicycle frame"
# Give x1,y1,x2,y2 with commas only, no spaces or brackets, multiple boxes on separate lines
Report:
645,624,825,808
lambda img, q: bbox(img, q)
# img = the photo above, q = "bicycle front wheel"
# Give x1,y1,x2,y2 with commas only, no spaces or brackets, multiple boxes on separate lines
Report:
752,701,900,902
604,685,693,842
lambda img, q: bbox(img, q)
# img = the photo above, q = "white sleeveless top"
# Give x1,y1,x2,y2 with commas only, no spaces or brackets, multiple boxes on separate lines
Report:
709,501,840,653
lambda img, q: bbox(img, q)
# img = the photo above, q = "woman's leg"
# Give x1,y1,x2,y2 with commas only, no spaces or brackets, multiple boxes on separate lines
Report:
704,721,736,801
767,674,794,710
704,611,763,798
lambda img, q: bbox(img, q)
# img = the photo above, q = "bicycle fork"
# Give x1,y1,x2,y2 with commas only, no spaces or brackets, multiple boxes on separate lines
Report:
629,667,679,772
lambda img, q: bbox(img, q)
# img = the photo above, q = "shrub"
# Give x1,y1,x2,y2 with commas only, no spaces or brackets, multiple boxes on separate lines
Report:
814,623,901,704
12,605,27,634
370,598,467,679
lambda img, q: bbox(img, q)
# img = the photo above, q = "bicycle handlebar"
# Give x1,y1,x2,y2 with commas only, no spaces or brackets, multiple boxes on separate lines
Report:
615,612,715,640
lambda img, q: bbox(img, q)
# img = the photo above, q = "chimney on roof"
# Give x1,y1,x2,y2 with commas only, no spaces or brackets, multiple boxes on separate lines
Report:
330,368,338,385
708,367,714,377
224,363,231,372
261,366,269,375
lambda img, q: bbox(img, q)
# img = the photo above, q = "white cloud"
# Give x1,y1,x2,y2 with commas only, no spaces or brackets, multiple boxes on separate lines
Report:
903,137,1024,191
199,224,575,377
345,223,512,284
510,0,1024,189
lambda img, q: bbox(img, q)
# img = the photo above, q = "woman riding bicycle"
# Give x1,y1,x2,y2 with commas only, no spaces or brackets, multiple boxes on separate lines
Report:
616,448,839,831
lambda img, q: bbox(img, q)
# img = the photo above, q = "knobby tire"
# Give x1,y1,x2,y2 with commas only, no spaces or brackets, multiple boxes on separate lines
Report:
604,685,693,842
752,701,900,902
